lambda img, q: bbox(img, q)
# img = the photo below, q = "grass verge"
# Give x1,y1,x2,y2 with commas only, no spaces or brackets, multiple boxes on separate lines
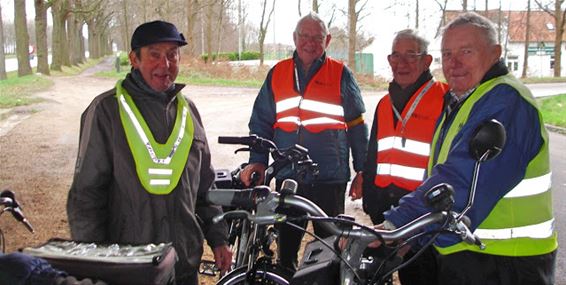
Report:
538,93,566,128
0,73,52,108
0,58,105,109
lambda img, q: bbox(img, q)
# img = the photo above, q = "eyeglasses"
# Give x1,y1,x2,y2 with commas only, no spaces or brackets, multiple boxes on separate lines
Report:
297,33,326,43
387,52,425,64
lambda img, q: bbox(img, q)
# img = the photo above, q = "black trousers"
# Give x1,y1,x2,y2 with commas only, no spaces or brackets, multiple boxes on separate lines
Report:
397,246,438,285
275,181,346,271
436,250,556,285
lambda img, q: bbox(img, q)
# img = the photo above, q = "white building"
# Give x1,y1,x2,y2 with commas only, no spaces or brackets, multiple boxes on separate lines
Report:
445,10,566,78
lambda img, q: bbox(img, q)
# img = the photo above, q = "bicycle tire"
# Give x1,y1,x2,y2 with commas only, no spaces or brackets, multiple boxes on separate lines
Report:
217,265,292,285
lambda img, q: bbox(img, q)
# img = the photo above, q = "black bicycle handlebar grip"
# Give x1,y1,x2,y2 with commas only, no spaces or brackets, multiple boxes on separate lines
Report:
1,189,34,232
218,135,258,145
280,179,297,195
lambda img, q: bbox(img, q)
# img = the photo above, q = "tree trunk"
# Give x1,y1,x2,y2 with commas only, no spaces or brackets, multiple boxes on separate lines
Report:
186,0,199,57
67,2,82,66
122,0,130,53
434,0,449,38
34,0,50,75
86,18,98,58
15,0,33,76
50,0,67,71
553,0,564,77
258,0,275,66
0,3,7,80
312,0,318,13
238,0,243,59
415,0,419,29
348,0,357,72
522,1,531,78
215,0,227,61
206,0,216,63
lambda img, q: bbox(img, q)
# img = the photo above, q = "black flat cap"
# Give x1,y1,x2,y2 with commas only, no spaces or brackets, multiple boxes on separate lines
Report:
130,20,188,50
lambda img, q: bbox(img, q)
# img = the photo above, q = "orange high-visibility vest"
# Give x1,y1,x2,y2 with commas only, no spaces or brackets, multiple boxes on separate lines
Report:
271,58,346,133
374,80,447,190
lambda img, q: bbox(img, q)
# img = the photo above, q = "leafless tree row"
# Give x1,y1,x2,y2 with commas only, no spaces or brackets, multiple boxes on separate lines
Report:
1,0,565,79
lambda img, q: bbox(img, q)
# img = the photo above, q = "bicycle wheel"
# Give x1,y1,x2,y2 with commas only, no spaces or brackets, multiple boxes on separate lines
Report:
217,265,292,285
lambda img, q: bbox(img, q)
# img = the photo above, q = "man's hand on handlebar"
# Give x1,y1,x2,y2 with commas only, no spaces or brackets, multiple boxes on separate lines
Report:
240,163,266,187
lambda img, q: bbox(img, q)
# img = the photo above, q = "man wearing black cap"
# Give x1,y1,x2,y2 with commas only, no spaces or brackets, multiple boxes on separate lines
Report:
67,20,232,284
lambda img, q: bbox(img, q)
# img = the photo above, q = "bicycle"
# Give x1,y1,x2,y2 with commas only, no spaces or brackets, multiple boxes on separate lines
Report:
200,134,318,280
207,119,506,285
0,190,176,285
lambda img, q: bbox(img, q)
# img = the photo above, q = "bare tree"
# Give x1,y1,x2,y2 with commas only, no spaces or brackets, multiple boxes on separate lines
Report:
50,0,70,71
416,0,420,29
186,0,200,57
15,0,33,76
34,0,50,75
258,0,275,66
0,3,7,80
434,0,449,38
238,0,243,59
298,0,302,16
463,0,468,11
204,0,217,63
536,0,566,77
522,0,532,78
312,0,319,13
347,0,369,72
67,0,84,66
214,0,233,62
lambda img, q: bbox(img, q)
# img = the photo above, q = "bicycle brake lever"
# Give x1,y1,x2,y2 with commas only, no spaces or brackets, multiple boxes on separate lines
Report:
234,147,250,154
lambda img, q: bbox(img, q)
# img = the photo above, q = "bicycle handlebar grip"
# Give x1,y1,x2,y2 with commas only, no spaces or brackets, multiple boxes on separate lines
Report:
218,135,258,145
1,189,34,233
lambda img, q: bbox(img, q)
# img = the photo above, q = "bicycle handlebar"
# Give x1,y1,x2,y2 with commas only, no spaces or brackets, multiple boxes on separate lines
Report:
218,134,318,185
1,190,34,233
218,135,277,154
208,187,482,246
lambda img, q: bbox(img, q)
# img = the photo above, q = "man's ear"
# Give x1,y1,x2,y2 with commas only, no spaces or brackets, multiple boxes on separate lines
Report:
128,51,139,68
494,44,502,59
423,54,433,68
325,34,332,48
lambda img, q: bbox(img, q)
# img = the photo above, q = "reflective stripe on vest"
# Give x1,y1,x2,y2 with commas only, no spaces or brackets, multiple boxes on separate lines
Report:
374,80,447,190
474,218,554,240
431,74,557,256
272,58,346,133
116,80,194,195
377,136,431,156
376,163,426,182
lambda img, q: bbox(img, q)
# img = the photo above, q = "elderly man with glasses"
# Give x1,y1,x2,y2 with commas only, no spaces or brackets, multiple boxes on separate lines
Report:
349,29,448,285
239,12,368,271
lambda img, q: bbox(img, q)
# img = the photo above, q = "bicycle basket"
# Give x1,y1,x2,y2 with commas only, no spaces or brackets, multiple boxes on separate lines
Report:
21,238,177,285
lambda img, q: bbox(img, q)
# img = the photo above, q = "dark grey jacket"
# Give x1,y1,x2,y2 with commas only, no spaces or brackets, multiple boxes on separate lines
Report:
67,74,227,280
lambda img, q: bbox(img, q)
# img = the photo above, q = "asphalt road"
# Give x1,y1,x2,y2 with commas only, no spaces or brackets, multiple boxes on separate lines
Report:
549,131,566,285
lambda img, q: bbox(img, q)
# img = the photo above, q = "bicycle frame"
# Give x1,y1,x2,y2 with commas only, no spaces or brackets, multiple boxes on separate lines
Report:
214,135,318,275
